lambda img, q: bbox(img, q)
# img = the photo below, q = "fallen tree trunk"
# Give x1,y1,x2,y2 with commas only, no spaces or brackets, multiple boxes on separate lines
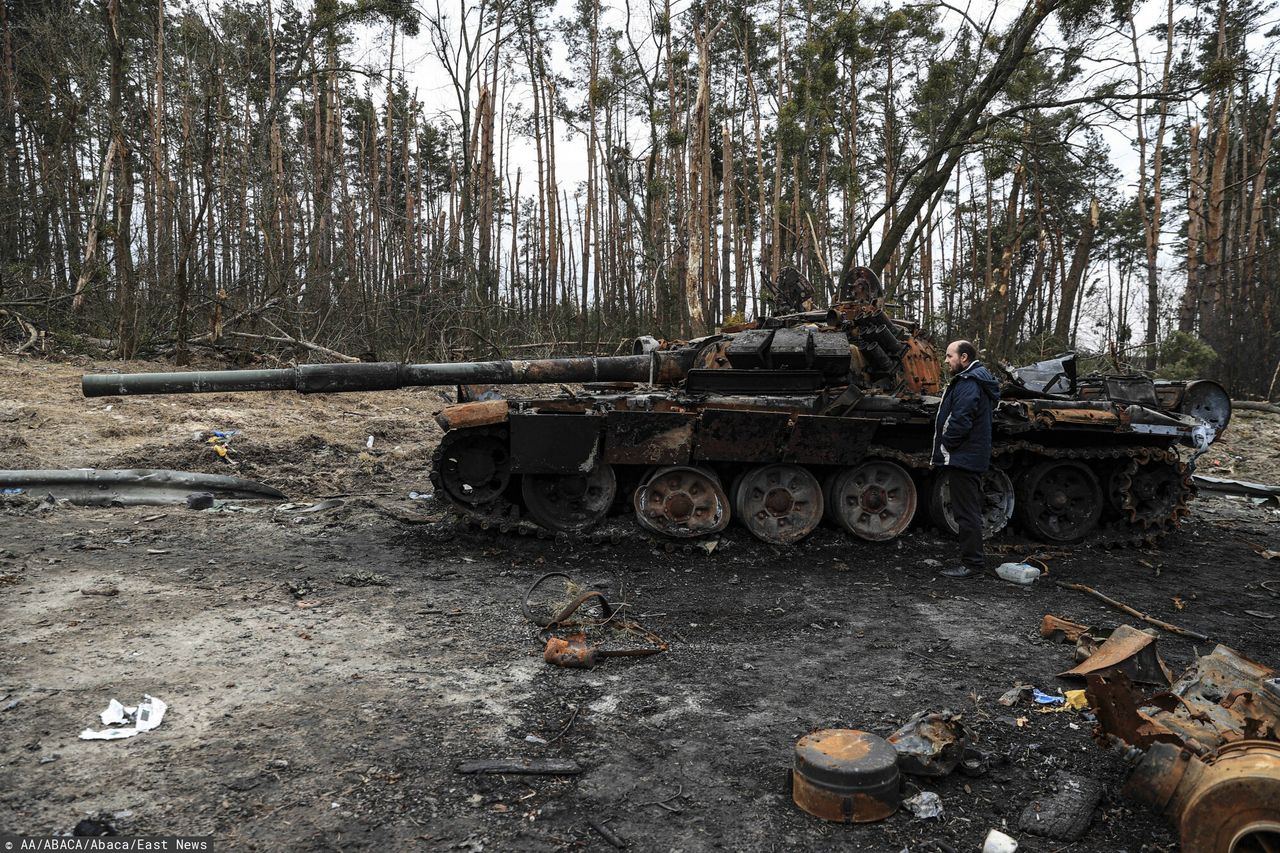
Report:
1231,400,1280,415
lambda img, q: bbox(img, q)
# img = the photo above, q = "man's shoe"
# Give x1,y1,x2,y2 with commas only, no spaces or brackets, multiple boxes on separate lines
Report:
939,565,979,579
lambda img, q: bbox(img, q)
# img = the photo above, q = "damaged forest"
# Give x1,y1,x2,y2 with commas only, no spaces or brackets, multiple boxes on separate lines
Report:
3,0,1280,851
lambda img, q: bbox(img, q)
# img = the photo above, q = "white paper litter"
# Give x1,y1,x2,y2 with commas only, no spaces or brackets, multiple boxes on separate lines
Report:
80,694,167,740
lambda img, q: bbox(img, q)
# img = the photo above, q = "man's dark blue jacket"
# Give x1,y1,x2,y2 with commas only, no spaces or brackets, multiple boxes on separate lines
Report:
931,361,1000,473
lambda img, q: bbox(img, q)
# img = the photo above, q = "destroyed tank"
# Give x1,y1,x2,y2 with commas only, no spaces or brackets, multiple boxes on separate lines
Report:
81,267,1231,546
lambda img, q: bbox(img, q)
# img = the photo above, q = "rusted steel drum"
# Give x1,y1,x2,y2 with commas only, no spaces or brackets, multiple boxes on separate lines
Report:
791,729,901,823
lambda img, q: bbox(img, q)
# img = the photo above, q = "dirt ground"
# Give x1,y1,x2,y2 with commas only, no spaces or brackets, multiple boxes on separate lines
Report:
2,355,1279,852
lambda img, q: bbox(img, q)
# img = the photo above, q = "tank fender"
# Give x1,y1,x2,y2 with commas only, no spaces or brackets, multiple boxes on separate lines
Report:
435,400,509,431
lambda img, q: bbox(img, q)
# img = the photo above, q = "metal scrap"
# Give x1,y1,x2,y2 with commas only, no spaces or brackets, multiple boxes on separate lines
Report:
887,710,969,777
1085,645,1280,853
1060,624,1173,686
0,468,286,506
523,572,667,670
1039,614,1091,644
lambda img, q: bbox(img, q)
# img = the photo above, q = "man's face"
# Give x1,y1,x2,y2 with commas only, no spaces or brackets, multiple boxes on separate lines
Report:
945,343,968,375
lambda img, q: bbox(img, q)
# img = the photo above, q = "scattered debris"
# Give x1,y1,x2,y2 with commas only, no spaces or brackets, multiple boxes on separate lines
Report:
336,572,390,587
524,572,667,669
0,468,285,506
997,684,1032,707
903,791,944,819
981,828,1018,853
587,817,627,849
959,747,990,777
790,729,901,823
455,759,582,776
1059,624,1173,686
1244,610,1277,620
995,561,1041,584
1039,614,1090,644
1056,581,1209,641
1018,773,1102,841
1192,473,1280,501
1032,689,1065,706
887,710,968,777
203,429,238,461
73,817,118,837
288,579,317,598
1063,690,1088,710
79,695,167,740
542,632,664,670
1086,645,1280,852
276,499,345,514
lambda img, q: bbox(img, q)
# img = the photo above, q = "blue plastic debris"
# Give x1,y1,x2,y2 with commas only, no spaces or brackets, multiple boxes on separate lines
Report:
1032,689,1066,705
1,488,25,496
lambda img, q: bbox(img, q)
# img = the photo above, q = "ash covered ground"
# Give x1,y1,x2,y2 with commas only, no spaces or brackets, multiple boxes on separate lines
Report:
2,355,1279,852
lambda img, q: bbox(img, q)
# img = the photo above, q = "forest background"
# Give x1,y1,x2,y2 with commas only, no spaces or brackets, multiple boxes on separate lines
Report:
0,0,1278,395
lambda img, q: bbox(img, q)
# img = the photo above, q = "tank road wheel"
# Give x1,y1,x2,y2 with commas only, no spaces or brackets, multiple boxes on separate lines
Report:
825,460,917,542
733,464,824,544
633,465,730,539
927,468,1015,539
521,462,617,533
432,427,512,506
1015,461,1103,542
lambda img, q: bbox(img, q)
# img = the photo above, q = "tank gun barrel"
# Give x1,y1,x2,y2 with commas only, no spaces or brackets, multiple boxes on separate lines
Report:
82,353,685,398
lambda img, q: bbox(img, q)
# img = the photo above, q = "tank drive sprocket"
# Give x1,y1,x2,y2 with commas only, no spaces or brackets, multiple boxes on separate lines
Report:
430,425,518,521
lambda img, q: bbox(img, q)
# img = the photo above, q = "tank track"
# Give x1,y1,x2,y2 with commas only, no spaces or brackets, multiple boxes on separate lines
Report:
873,441,1192,550
428,429,1193,549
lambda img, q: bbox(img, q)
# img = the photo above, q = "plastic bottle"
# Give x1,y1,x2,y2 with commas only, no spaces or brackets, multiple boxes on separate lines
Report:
995,561,1041,584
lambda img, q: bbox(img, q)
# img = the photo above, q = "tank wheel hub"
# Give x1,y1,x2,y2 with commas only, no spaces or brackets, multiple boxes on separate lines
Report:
664,491,697,522
734,464,824,544
827,460,918,542
634,466,730,538
764,487,795,517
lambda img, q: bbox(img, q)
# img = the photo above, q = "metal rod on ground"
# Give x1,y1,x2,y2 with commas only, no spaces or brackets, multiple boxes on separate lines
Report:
587,817,627,849
1055,581,1209,641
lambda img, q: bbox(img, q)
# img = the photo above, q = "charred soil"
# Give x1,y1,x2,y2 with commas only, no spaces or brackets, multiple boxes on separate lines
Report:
2,355,1279,852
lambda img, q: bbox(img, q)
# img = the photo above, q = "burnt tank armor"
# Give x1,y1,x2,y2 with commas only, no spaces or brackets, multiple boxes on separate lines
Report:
82,267,1230,545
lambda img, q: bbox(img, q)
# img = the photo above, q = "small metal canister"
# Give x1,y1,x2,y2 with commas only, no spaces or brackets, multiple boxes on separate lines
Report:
791,729,901,823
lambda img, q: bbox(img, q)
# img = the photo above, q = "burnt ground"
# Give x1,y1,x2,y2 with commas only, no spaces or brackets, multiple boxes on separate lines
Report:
2,355,1279,852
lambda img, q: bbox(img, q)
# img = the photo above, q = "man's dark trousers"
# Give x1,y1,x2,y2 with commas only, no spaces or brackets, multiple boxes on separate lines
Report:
947,468,985,571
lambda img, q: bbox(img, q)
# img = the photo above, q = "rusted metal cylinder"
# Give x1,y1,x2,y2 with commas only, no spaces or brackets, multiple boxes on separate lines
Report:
1125,740,1280,853
790,729,901,823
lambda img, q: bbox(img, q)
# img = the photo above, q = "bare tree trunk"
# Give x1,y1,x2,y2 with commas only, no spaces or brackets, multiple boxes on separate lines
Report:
1054,198,1098,343
1179,123,1204,332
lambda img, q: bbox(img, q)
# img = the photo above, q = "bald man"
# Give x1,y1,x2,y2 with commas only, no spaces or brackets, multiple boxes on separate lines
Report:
931,340,1000,579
